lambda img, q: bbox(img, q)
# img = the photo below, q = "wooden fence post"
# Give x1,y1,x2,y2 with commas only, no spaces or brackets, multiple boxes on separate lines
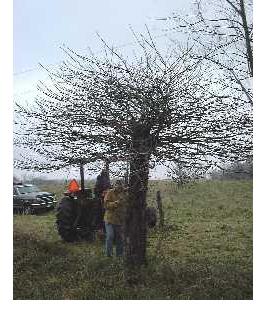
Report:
156,190,164,228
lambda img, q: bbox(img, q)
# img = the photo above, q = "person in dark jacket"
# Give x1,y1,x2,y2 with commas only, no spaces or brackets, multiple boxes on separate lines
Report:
94,169,111,198
94,169,111,235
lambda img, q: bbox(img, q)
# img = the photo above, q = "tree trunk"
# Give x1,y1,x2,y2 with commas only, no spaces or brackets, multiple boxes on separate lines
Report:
124,134,151,283
124,161,129,187
239,0,253,77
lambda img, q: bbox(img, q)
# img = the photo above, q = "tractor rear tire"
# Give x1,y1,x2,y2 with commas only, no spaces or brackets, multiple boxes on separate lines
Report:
56,197,78,242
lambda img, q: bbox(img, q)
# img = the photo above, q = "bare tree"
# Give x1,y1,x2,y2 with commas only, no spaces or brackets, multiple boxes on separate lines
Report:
14,98,108,172
14,33,252,280
158,0,253,106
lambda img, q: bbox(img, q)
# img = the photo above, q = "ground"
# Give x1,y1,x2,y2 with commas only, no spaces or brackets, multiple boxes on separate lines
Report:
13,179,252,300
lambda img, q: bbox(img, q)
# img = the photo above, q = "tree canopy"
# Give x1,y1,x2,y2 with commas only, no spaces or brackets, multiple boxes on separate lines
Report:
14,33,252,177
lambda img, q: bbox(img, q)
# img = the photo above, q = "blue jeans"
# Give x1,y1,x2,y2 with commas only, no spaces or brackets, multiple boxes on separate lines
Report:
105,222,124,257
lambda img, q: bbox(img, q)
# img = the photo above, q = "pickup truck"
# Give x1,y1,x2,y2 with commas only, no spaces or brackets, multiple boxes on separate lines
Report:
13,183,57,214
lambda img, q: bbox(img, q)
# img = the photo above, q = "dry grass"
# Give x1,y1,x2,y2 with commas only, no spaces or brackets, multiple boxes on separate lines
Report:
13,179,253,299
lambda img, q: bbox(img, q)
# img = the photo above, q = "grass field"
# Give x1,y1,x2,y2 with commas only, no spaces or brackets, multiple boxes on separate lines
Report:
13,180,253,300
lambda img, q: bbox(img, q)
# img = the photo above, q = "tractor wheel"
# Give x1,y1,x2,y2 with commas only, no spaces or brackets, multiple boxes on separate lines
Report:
56,197,78,242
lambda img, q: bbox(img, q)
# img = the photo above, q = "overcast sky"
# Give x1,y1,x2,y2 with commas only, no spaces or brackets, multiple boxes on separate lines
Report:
13,0,194,180
14,0,193,95
14,0,192,71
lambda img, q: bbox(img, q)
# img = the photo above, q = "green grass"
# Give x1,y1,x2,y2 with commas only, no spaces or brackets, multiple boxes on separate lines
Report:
13,180,253,300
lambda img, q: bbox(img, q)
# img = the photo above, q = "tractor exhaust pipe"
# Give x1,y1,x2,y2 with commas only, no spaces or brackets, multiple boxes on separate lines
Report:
80,161,85,191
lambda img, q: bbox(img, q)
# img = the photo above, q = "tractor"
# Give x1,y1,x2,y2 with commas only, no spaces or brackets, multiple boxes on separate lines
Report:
56,180,104,242
56,161,106,242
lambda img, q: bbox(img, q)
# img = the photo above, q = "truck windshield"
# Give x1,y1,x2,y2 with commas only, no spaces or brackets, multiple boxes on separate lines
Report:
17,185,40,194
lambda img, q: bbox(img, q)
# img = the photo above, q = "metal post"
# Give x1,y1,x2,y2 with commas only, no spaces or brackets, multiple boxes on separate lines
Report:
80,161,85,191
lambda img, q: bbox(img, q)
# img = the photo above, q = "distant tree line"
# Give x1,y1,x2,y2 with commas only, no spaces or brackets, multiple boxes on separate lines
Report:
210,159,253,180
